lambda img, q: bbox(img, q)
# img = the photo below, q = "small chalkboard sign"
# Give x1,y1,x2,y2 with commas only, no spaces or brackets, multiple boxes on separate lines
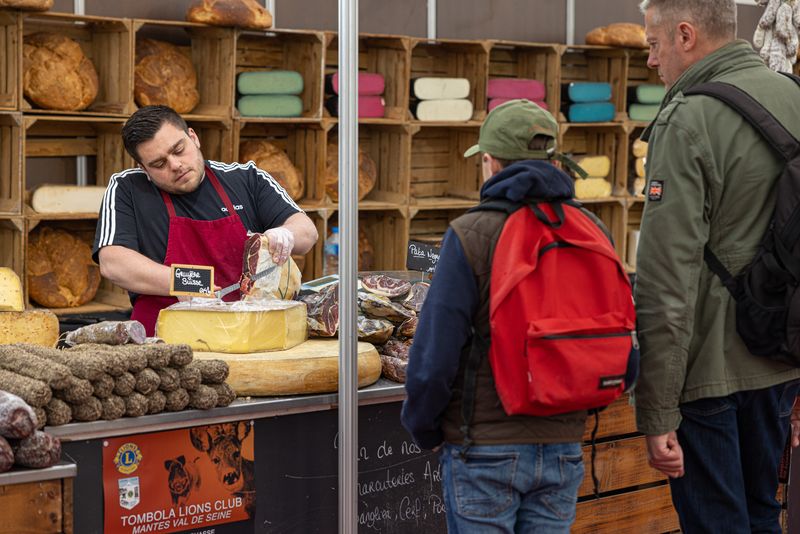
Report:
406,240,441,273
169,264,214,297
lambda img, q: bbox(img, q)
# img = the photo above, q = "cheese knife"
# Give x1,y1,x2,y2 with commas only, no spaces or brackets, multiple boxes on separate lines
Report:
215,264,279,299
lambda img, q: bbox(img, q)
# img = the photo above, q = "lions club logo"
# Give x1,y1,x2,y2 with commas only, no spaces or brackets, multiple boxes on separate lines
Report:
114,443,143,475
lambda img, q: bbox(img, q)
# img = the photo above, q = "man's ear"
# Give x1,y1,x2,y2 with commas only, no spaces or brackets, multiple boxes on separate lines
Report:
188,127,201,149
676,21,697,51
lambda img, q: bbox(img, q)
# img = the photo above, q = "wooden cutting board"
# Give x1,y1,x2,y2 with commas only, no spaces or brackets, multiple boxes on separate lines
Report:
194,339,382,396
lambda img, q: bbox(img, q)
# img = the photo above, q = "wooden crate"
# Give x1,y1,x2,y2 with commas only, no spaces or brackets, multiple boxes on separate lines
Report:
236,28,325,120
578,436,665,497
626,49,662,125
0,112,22,215
0,217,24,296
21,12,134,117
560,45,628,123
410,38,489,124
325,32,411,122
26,218,130,314
408,207,468,245
133,19,236,120
582,201,627,261
330,208,408,271
488,40,561,113
409,125,481,205
0,10,20,111
0,479,72,534
626,200,644,271
295,208,327,281
575,483,679,533
188,118,234,163
560,122,628,197
234,119,327,208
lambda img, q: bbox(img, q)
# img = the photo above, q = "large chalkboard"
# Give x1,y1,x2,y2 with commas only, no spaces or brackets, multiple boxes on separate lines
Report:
254,402,446,533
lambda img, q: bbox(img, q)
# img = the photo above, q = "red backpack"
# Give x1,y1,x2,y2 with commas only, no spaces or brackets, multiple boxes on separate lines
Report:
465,199,639,418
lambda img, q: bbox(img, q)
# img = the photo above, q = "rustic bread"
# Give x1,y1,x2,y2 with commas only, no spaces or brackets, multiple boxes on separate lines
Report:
239,140,304,200
585,23,647,49
135,39,200,114
23,33,99,111
27,227,100,308
325,142,377,202
0,0,52,10
186,0,272,30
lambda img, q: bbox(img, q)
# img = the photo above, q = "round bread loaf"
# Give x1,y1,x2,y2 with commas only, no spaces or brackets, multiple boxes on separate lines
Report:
239,140,304,200
23,32,99,111
135,39,200,114
27,227,100,308
585,23,647,49
186,0,272,30
0,0,52,10
325,142,377,202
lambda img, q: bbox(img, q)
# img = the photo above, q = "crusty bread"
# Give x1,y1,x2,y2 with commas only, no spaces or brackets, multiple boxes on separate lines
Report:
27,227,100,308
135,39,200,114
239,140,304,200
586,23,647,49
0,0,52,10
325,141,377,202
186,0,272,30
23,32,99,111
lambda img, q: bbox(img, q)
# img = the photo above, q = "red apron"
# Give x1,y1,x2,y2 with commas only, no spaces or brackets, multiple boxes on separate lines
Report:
131,165,248,336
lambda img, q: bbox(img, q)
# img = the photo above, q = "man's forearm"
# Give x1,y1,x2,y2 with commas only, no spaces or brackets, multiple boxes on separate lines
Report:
281,212,318,255
98,245,172,296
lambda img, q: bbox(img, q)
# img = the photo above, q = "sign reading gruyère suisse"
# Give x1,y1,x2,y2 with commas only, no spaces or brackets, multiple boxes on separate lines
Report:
169,264,214,298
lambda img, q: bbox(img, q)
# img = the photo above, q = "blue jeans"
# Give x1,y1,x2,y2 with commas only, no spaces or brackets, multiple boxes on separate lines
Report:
669,379,800,534
439,442,584,533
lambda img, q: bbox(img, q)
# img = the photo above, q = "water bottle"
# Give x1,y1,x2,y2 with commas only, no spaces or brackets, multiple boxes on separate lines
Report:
324,226,340,276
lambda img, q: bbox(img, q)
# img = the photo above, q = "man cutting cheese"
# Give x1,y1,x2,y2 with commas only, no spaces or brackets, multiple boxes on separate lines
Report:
92,105,318,336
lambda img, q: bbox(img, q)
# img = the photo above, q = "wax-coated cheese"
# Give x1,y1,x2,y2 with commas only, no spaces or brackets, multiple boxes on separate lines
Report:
574,177,612,199
0,268,24,312
0,310,60,347
156,300,308,353
635,157,646,178
632,177,646,197
632,138,648,158
31,185,107,214
576,155,610,179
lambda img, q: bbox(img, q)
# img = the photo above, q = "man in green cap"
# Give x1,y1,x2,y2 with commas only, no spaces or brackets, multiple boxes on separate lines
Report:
401,99,595,532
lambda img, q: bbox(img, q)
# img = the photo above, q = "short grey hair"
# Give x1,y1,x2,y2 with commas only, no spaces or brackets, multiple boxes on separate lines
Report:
639,0,737,41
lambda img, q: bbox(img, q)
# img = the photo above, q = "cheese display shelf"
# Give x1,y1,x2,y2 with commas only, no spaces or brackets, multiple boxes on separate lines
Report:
488,40,561,113
0,112,22,215
0,11,19,112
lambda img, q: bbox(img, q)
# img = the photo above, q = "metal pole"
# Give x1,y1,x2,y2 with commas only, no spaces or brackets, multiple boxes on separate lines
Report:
74,0,88,186
566,0,575,46
427,0,436,40
338,0,358,531
265,0,275,26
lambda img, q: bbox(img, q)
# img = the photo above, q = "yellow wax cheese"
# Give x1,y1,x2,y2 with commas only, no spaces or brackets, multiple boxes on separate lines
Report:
0,309,60,347
632,138,648,158
156,300,308,353
635,157,646,178
575,155,611,179
575,177,612,199
632,177,646,197
0,268,24,312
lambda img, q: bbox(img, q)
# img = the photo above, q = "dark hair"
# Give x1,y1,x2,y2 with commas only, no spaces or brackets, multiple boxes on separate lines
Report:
493,135,554,169
122,105,189,163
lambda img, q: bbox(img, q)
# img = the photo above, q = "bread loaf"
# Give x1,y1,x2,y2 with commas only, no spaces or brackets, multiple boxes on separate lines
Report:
325,142,377,202
27,227,100,308
135,39,200,114
186,0,272,30
239,140,304,200
23,32,99,111
585,23,647,49
0,0,52,11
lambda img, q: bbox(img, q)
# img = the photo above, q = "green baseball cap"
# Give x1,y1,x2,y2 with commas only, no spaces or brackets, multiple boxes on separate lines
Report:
464,99,559,160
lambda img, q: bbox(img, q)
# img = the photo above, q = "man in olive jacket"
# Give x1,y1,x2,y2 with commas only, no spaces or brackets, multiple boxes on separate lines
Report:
636,1,800,532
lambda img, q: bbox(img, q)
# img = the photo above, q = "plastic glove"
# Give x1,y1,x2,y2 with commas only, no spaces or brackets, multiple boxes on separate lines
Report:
265,227,294,265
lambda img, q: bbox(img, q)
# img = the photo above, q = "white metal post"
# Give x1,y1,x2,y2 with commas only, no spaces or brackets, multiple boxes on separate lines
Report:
427,0,436,40
338,0,359,531
74,0,88,186
265,0,275,26
566,0,575,46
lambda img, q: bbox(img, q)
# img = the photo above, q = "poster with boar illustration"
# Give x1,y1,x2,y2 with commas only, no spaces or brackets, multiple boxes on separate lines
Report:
102,421,255,534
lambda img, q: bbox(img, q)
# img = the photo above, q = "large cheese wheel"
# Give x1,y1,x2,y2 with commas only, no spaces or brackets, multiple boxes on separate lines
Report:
0,268,24,312
574,177,612,199
575,155,610,179
632,138,648,158
635,157,646,178
31,185,107,214
194,339,382,396
0,310,59,347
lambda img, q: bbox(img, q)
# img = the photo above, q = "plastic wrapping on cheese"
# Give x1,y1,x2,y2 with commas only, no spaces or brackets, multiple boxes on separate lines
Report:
635,157,646,178
156,299,308,353
0,310,59,347
0,268,24,312
574,177,612,199
632,138,648,158
575,155,610,178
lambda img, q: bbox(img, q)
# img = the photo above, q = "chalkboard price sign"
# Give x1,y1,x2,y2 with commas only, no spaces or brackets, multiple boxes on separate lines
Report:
169,264,215,297
406,240,441,274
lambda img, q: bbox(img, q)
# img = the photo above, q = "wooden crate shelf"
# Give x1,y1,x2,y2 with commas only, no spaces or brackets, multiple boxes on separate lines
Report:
295,209,327,281
488,40,561,113
625,201,643,271
236,28,325,120
325,32,411,122
0,10,20,111
187,117,234,164
575,484,679,534
0,479,72,534
410,38,489,123
234,118,327,207
578,436,665,497
581,201,627,261
21,12,134,117
409,124,481,204
0,217,24,298
329,208,408,271
560,122,628,198
0,112,22,215
560,45,628,123
133,19,236,120
408,207,469,245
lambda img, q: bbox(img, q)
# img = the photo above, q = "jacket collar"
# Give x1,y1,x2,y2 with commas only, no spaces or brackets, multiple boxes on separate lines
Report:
480,160,574,202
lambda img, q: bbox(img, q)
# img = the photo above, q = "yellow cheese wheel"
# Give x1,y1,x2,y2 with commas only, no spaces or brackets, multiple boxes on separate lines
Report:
0,268,24,312
632,177,646,197
575,155,611,179
156,300,308,353
574,177,612,199
635,157,646,178
632,138,648,158
195,339,382,396
0,309,59,347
